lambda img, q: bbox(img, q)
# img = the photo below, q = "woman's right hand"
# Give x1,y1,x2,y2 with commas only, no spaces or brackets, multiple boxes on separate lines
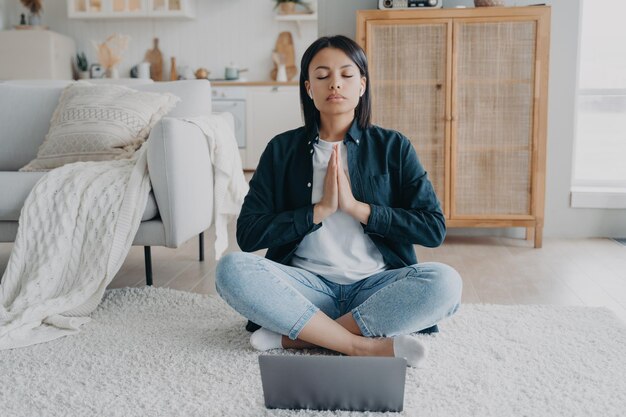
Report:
313,145,339,224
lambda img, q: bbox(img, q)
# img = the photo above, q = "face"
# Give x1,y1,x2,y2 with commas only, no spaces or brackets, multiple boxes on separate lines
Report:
305,47,366,118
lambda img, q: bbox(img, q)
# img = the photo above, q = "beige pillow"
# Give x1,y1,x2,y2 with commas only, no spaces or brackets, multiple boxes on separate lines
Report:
20,82,180,171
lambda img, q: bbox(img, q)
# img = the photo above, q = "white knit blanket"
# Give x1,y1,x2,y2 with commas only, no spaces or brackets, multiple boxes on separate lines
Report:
0,116,247,350
0,148,151,350
182,116,249,259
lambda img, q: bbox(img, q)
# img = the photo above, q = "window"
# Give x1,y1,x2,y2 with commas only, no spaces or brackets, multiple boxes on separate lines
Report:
572,0,626,207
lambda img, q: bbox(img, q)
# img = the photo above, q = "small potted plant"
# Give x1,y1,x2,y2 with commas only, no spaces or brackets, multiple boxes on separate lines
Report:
273,0,310,15
76,52,89,79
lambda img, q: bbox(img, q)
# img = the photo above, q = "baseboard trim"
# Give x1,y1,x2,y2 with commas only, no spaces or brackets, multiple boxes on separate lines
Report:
571,187,626,209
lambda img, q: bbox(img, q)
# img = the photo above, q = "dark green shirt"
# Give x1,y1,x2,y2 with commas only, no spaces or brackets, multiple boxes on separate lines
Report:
236,119,445,269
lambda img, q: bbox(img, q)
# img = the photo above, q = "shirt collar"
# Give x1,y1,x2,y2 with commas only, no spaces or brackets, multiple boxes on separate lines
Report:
306,118,364,146
346,118,364,144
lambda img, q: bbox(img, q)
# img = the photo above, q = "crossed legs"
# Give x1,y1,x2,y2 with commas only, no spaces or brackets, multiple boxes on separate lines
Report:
216,252,462,363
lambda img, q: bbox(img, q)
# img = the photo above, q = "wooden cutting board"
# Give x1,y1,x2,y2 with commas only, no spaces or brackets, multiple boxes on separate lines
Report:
144,37,163,82
271,31,297,81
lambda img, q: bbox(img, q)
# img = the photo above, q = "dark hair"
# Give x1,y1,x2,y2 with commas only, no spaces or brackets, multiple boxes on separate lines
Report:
299,35,372,134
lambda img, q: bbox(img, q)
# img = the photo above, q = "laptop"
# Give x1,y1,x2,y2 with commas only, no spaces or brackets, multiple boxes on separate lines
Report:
258,355,407,412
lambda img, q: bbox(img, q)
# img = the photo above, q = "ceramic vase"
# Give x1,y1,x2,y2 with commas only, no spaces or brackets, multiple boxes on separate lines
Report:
105,67,120,79
28,13,41,26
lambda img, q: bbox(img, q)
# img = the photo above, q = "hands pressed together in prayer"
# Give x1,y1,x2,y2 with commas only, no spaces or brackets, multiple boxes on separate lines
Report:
313,144,371,225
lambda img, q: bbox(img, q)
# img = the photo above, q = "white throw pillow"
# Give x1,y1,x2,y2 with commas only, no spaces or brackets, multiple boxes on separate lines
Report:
20,82,180,171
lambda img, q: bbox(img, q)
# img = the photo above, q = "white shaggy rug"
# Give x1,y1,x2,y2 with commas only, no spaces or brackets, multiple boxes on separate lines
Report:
1,287,625,417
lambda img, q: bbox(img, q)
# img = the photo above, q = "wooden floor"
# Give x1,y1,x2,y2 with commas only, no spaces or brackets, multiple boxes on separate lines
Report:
1,227,625,324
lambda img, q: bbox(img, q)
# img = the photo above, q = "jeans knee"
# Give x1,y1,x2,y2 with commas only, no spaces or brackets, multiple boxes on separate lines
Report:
420,262,463,306
215,252,256,297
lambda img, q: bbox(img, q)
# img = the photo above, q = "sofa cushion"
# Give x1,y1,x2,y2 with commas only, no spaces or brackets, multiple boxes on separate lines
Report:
19,82,180,172
0,85,64,171
0,171,158,222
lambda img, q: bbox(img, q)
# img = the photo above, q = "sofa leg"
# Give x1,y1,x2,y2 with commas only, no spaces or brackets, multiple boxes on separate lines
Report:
199,232,205,262
144,246,153,286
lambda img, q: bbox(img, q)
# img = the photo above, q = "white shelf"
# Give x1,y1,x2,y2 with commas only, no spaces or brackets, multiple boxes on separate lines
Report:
67,0,195,19
274,13,317,37
274,13,318,22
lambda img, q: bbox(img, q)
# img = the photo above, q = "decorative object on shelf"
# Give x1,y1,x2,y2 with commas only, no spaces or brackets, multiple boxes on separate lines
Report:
270,31,297,81
474,0,505,6
20,0,43,26
225,63,248,81
137,62,151,79
19,14,27,25
194,67,210,79
90,63,104,79
93,33,130,79
130,62,151,78
272,52,288,82
76,52,89,79
170,57,178,81
144,38,163,81
273,0,311,15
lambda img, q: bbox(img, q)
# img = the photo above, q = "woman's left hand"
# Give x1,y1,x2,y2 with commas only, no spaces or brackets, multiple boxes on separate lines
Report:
337,148,371,224
337,148,356,211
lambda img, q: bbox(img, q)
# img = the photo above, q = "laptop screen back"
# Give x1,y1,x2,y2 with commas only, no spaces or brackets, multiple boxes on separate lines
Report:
259,355,407,412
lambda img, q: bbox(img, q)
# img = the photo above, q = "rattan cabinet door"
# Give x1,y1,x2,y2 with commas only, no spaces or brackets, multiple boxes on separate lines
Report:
452,19,537,217
367,20,450,215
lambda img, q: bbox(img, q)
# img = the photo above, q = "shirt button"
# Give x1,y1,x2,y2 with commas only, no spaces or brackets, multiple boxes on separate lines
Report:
307,182,311,187
310,149,314,154
308,141,311,145
356,139,360,144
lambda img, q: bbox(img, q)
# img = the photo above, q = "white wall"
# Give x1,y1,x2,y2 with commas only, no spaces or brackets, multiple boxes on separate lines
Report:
4,0,318,81
540,0,626,238
318,0,378,38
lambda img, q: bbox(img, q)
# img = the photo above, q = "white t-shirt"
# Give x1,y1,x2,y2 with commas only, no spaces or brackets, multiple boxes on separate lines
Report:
290,138,387,284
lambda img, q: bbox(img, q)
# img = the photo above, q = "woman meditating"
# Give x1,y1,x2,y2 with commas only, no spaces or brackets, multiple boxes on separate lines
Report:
216,35,462,367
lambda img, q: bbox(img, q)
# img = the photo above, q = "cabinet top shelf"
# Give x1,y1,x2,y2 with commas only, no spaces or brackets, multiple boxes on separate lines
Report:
357,5,550,20
371,78,532,87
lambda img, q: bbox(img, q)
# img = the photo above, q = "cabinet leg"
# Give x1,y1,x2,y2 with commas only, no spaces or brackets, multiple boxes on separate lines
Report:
534,225,543,248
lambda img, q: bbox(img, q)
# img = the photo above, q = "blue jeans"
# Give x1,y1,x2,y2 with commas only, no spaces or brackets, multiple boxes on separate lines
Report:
215,252,462,340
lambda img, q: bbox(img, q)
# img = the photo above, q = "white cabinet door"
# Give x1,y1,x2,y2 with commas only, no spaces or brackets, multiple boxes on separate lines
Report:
246,86,302,170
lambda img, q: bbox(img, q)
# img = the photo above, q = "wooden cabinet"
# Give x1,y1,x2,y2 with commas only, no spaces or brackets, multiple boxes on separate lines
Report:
357,6,550,247
67,0,195,19
246,86,302,170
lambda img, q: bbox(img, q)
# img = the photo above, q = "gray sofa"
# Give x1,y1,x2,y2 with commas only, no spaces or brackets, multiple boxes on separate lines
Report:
0,80,226,285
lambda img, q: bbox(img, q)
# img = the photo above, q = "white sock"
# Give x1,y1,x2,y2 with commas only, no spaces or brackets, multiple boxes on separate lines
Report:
250,327,283,351
393,335,427,367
